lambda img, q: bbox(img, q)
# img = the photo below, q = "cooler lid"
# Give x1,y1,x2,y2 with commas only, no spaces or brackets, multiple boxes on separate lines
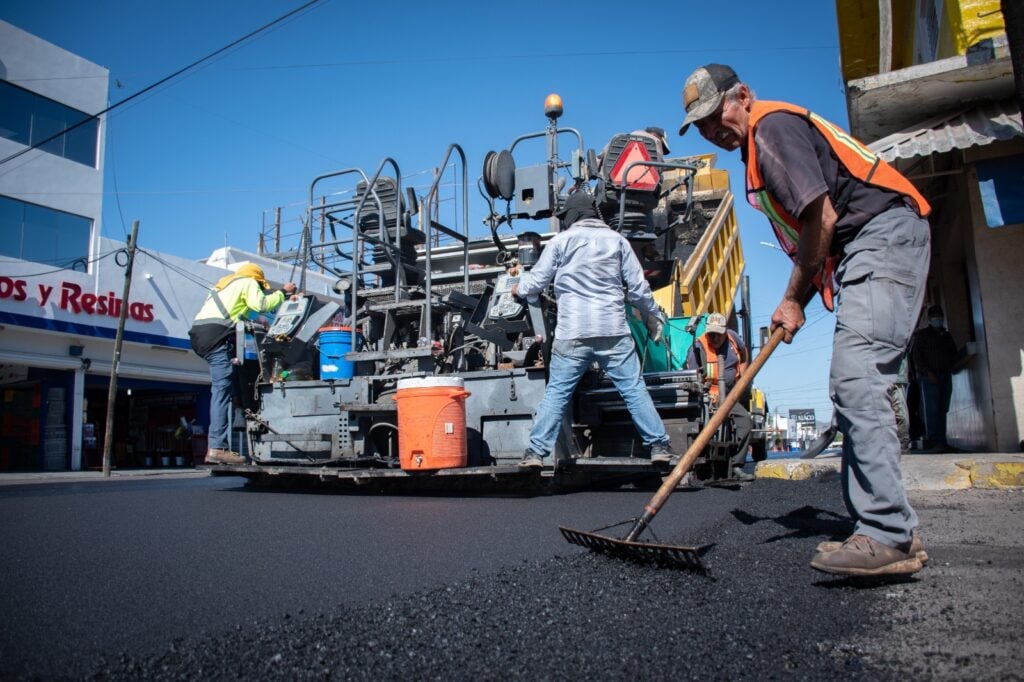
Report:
397,376,465,390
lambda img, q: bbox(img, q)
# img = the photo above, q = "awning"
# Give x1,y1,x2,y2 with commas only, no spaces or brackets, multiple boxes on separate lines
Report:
869,99,1022,162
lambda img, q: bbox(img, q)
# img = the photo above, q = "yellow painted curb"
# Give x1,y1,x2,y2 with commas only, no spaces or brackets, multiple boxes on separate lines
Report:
756,462,792,480
942,465,973,490
969,462,1024,489
755,460,840,481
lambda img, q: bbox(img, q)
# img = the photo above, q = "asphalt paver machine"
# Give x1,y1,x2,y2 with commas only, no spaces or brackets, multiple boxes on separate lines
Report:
212,96,758,491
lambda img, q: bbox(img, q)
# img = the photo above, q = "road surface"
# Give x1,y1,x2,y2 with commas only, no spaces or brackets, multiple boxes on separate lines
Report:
0,474,1019,679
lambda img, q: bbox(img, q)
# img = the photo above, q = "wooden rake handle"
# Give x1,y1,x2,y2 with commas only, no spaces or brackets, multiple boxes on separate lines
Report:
625,326,787,542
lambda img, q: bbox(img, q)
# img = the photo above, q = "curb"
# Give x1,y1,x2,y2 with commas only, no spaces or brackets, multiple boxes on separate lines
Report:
755,459,839,482
0,469,211,487
755,453,1024,491
959,460,1024,489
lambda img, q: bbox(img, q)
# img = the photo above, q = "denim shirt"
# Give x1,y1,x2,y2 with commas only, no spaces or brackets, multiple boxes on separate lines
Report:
516,219,659,339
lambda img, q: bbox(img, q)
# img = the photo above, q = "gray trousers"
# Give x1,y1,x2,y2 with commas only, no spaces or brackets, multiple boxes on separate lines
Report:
729,403,753,468
830,205,930,548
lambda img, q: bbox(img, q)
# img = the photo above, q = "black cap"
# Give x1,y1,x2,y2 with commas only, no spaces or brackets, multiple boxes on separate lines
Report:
927,304,944,317
555,191,599,227
555,191,597,217
643,126,671,155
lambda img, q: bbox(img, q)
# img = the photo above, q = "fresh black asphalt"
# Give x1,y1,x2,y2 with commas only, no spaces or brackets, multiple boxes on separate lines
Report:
0,474,1019,679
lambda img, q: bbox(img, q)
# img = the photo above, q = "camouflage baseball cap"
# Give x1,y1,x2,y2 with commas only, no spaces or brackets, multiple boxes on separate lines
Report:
678,64,740,135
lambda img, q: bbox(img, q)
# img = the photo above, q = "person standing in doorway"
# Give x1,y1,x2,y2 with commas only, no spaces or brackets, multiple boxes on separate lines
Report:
911,304,958,450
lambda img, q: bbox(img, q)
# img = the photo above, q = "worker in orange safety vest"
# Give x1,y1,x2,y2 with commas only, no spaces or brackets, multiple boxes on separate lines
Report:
685,312,752,481
678,63,931,578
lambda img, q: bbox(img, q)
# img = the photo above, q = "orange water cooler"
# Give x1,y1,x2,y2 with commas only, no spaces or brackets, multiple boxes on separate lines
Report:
394,377,470,470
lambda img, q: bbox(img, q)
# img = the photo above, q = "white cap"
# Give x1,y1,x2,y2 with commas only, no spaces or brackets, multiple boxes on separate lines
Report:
705,312,727,334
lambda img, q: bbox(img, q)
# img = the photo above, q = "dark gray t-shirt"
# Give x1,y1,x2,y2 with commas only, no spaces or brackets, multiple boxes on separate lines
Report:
685,329,747,391
752,111,903,252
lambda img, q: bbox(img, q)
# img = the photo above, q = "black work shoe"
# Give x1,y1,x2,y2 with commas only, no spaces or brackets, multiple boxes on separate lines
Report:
810,534,924,576
817,532,929,564
518,450,544,469
650,443,676,465
731,466,755,482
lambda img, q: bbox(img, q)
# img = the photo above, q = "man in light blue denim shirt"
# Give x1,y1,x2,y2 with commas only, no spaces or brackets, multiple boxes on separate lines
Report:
511,191,674,468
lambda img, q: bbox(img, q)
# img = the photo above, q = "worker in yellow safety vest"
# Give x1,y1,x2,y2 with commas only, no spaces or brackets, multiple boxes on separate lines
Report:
685,312,752,481
189,264,296,465
678,63,931,578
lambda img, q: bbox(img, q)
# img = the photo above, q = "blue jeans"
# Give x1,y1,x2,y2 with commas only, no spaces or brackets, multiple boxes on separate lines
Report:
204,344,235,450
528,335,669,457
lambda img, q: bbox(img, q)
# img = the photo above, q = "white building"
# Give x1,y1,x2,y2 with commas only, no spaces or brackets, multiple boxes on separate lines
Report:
0,21,340,471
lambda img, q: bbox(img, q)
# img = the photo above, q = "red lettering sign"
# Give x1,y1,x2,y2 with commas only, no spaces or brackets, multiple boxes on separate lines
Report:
0,276,28,301
1,278,155,323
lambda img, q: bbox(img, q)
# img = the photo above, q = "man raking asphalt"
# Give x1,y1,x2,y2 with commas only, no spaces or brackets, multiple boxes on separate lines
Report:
679,63,931,577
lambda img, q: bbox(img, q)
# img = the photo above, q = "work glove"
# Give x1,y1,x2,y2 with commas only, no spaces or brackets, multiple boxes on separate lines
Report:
645,311,666,344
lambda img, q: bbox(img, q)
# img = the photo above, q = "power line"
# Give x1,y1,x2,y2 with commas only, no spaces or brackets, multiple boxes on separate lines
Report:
240,44,839,72
107,115,129,239
161,90,346,167
0,0,324,169
0,249,121,277
763,381,829,394
772,342,834,358
135,246,219,291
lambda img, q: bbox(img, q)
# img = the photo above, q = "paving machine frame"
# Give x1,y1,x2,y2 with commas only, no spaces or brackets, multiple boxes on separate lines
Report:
211,99,756,492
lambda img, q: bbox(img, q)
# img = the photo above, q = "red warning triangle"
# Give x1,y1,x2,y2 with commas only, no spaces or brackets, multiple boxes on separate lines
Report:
610,140,659,190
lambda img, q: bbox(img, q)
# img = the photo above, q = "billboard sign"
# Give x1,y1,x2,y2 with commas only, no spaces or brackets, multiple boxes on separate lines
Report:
789,409,816,425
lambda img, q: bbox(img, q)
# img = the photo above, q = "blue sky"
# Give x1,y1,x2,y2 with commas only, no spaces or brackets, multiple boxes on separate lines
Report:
1,0,848,425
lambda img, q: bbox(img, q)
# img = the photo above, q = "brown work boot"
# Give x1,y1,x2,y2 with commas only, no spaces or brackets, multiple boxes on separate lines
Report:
810,534,923,577
205,448,245,465
816,533,929,564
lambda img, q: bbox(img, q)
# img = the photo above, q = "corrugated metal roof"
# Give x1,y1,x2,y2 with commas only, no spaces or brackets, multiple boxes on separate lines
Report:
869,99,1022,162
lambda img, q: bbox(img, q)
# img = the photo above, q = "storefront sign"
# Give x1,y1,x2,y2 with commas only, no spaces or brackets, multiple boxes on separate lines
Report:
0,276,155,322
0,364,30,385
789,408,816,425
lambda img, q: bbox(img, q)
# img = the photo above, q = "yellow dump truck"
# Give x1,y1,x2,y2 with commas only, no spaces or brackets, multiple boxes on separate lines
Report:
625,153,770,466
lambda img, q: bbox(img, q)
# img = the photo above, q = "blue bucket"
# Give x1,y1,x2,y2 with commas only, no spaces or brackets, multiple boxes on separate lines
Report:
318,327,361,380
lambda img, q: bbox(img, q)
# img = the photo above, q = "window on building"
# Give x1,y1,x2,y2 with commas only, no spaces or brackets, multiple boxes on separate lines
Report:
0,80,99,167
0,195,91,268
976,154,1024,228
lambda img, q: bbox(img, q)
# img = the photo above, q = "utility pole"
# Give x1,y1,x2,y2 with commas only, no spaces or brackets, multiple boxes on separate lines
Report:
274,206,281,254
101,220,139,477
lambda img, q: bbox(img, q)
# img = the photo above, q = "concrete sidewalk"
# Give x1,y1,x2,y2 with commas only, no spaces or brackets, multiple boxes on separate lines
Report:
756,451,1024,490
0,468,210,486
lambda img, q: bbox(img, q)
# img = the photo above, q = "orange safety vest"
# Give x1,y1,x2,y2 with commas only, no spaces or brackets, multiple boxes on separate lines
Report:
744,100,931,311
695,332,745,397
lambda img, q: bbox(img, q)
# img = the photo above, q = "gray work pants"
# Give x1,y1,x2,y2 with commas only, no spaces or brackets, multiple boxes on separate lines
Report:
729,403,753,468
830,204,930,548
